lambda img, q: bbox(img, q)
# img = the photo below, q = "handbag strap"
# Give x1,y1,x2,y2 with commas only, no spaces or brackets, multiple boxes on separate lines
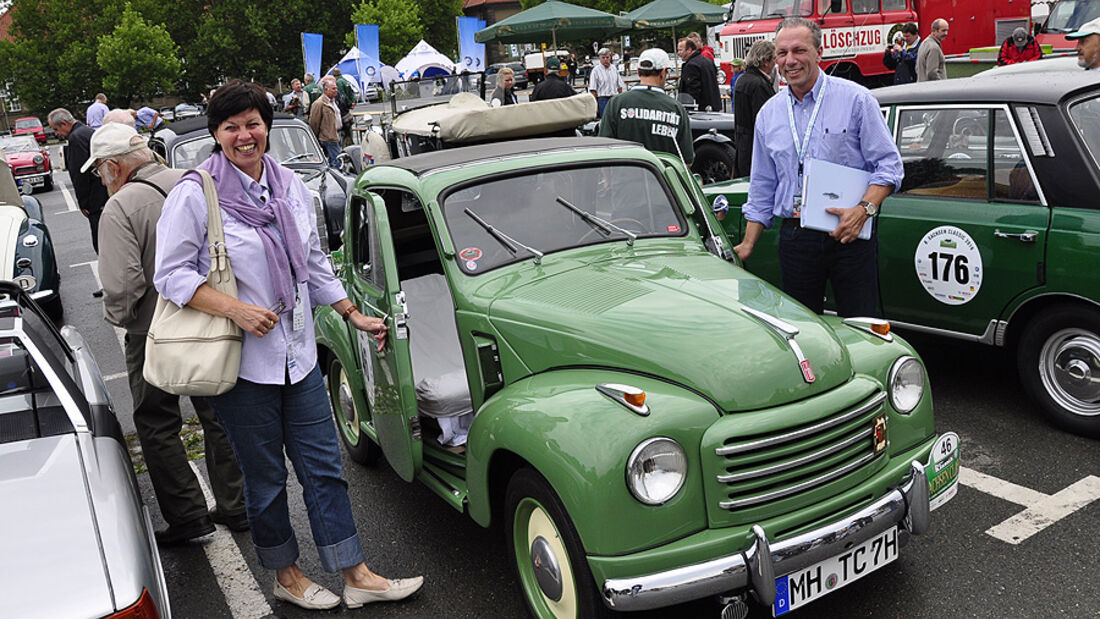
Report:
194,169,235,292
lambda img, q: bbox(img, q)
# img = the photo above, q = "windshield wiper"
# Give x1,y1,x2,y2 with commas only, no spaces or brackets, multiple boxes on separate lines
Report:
464,208,544,264
280,152,318,164
554,197,637,246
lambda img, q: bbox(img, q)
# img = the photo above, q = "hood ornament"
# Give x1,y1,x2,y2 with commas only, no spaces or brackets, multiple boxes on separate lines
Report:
741,306,815,383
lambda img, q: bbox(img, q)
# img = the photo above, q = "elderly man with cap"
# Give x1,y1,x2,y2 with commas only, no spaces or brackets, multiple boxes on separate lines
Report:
87,123,248,545
588,47,625,118
998,27,1042,65
531,55,576,101
1068,17,1100,70
599,48,694,164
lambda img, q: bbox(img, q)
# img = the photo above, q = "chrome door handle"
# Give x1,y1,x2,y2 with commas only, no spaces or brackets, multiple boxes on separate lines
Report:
994,229,1038,243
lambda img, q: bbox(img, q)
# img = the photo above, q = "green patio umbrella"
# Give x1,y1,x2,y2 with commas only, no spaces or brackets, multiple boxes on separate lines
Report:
625,0,728,50
474,0,632,50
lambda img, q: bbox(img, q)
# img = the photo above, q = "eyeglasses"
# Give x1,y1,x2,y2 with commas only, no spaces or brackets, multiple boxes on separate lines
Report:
90,159,115,178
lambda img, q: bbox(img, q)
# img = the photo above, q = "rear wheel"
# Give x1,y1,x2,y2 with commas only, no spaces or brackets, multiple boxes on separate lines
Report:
326,354,381,464
506,469,608,619
1017,306,1100,438
692,142,735,185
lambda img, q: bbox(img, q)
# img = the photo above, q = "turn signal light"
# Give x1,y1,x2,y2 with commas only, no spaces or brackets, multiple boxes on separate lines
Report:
106,588,161,618
623,391,646,407
871,322,891,336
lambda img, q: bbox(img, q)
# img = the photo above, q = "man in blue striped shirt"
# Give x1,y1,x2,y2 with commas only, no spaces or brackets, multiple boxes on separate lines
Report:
734,17,903,317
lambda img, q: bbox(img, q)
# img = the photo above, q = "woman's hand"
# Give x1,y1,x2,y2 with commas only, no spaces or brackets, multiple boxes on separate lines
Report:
349,311,387,352
226,301,280,338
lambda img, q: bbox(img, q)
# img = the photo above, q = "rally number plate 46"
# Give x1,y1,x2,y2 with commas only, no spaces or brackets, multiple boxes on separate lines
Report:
773,527,898,616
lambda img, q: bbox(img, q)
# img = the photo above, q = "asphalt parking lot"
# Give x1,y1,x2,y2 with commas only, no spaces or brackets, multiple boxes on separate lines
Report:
36,151,1098,618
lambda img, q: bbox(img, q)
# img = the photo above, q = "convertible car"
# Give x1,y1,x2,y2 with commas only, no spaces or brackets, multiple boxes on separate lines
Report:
1,133,53,193
148,113,352,252
0,282,171,618
0,162,61,319
316,137,960,617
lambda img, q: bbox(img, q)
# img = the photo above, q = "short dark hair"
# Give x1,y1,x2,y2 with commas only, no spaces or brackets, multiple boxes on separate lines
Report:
902,23,918,36
680,37,698,51
638,68,662,77
206,80,273,153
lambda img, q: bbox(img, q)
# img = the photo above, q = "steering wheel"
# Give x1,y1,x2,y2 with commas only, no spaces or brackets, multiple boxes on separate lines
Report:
578,217,646,244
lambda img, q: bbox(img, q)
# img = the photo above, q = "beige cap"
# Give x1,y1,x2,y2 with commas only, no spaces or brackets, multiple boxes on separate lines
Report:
1067,16,1100,39
81,123,146,173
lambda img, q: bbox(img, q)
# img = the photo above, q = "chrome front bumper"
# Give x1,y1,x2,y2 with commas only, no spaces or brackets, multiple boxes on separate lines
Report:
602,460,931,611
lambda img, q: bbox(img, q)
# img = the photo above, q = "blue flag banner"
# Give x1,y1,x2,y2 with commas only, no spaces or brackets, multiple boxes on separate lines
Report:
457,17,486,72
356,24,382,84
302,32,323,81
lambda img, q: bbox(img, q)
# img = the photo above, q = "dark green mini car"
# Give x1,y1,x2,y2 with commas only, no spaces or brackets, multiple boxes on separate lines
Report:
706,72,1100,439
315,137,960,617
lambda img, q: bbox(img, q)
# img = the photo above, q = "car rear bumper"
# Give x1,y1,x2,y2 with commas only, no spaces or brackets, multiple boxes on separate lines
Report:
601,459,931,611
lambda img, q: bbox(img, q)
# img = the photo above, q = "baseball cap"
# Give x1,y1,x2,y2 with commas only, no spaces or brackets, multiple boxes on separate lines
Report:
1066,16,1100,39
638,48,670,71
598,47,611,56
546,56,563,71
730,57,746,67
1012,27,1028,45
81,123,146,173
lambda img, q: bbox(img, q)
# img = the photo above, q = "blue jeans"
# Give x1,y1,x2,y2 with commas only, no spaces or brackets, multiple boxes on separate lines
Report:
778,219,880,318
321,141,340,168
208,365,365,572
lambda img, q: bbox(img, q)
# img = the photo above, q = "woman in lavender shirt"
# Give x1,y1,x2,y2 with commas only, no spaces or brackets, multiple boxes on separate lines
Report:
154,81,423,611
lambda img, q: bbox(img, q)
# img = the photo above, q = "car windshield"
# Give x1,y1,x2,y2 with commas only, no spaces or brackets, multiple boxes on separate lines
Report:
14,119,40,130
1069,94,1100,169
390,72,486,115
170,125,324,169
441,163,686,274
732,0,812,20
1042,0,1100,33
0,136,39,154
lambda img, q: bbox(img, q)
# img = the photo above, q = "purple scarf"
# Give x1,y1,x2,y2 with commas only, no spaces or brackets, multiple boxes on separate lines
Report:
184,152,308,310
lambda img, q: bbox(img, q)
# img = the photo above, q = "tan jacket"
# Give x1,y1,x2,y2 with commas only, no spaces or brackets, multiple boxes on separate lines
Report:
309,94,340,143
98,162,185,333
916,36,946,82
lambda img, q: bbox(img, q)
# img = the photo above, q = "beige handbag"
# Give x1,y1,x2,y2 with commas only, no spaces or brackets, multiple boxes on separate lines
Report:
144,170,242,396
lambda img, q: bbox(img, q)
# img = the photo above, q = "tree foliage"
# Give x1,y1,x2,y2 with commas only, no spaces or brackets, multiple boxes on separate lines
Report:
97,3,181,106
348,0,424,65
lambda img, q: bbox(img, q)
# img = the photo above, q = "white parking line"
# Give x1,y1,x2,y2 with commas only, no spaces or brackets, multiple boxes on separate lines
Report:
959,466,1100,544
69,260,125,351
60,183,78,212
190,461,273,619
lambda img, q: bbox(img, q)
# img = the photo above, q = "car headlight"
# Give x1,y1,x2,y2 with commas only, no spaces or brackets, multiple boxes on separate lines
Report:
889,356,925,414
33,154,44,164
626,437,686,505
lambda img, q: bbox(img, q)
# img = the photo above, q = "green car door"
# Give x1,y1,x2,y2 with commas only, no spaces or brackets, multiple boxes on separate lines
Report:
879,105,1049,337
345,191,422,481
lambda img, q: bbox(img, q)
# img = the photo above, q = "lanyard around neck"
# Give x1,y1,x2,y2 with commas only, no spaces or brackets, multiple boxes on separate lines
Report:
786,74,829,179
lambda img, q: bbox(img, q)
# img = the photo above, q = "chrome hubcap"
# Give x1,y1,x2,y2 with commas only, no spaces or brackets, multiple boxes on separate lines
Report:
337,374,360,436
530,536,563,602
1040,329,1100,416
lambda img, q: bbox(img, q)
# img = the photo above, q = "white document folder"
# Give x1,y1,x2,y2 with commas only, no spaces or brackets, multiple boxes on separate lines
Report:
800,158,874,240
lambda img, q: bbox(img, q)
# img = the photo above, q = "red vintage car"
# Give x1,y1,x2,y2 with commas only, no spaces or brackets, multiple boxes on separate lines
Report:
0,134,53,192
13,117,47,145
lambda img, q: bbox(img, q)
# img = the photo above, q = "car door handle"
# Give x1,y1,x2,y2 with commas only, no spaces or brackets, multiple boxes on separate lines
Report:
994,229,1038,243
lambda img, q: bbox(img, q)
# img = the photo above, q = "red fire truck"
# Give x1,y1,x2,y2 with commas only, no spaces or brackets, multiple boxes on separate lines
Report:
1036,0,1100,52
717,0,1031,85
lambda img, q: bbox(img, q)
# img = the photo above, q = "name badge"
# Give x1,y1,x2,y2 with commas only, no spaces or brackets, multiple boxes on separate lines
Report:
292,284,306,331
793,194,803,218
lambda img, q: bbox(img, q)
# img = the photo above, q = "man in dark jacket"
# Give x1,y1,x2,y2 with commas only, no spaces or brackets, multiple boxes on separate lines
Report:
48,109,108,293
883,23,920,84
678,37,722,112
531,56,575,101
998,27,1043,65
733,40,777,179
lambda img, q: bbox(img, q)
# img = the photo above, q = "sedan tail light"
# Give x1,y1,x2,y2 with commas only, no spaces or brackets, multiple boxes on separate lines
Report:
104,588,160,618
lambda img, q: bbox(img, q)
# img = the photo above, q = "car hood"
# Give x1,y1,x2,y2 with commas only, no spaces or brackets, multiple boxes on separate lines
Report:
488,253,851,411
0,435,114,617
0,204,28,280
4,151,40,166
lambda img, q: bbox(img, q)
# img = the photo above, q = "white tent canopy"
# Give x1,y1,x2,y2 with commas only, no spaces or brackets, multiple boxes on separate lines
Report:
326,46,396,89
395,40,457,79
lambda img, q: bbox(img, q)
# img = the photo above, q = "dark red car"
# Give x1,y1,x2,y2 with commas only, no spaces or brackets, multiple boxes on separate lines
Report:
0,134,53,192
13,117,47,145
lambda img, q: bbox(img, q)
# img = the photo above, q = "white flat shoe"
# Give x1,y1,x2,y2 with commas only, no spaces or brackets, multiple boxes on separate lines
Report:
273,580,341,610
344,576,424,608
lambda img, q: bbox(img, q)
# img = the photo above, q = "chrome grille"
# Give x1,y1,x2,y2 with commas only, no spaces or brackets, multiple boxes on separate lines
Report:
727,35,768,61
715,392,886,511
13,166,35,176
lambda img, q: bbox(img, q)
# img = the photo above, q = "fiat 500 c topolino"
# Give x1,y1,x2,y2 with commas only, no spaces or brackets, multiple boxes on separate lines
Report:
315,137,961,617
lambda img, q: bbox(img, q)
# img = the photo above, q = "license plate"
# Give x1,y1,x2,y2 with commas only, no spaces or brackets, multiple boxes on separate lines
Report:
773,527,898,616
25,176,44,187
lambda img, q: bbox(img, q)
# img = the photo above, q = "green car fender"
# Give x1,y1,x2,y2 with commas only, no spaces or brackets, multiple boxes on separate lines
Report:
314,307,368,413
465,368,720,557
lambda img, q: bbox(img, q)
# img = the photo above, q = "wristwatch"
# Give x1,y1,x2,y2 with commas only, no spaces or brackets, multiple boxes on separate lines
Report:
858,200,879,216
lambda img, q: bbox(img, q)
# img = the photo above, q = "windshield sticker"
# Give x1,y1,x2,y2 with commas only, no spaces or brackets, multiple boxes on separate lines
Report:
466,260,478,271
926,432,960,511
459,247,483,261
667,224,681,233
914,226,982,305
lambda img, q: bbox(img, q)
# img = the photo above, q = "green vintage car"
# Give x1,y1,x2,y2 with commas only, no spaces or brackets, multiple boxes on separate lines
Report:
314,137,960,617
706,72,1100,439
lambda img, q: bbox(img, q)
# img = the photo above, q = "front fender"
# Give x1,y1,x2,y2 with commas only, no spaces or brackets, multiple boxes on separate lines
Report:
693,131,732,147
467,368,719,556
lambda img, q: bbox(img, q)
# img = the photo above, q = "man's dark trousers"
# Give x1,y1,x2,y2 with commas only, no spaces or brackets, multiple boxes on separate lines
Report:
777,219,879,317
125,332,245,525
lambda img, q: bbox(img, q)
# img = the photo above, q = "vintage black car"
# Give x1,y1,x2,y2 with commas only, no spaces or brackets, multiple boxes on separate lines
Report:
148,113,352,252
1,162,61,319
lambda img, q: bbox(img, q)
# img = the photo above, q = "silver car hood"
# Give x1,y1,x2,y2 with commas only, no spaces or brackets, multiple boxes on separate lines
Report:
0,435,114,618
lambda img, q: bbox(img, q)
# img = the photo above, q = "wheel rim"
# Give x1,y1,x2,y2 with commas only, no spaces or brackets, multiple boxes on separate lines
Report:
331,364,363,444
1038,328,1100,417
513,497,578,619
